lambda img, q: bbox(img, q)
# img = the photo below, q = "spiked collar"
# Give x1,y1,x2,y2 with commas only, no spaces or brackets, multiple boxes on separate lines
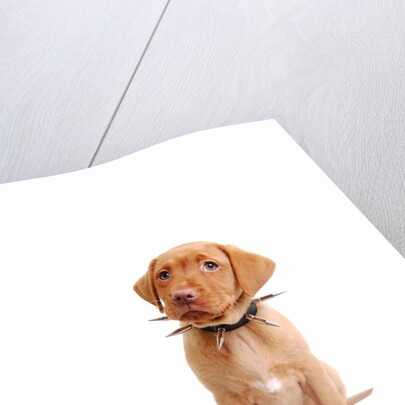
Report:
148,291,286,350
200,302,257,333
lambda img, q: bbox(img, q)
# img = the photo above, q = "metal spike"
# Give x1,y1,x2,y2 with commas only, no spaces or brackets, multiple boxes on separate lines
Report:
216,328,226,350
165,324,193,337
246,314,280,327
148,316,169,321
252,291,287,303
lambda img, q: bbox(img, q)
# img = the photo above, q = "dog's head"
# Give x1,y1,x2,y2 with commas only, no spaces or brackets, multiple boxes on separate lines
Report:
133,242,276,327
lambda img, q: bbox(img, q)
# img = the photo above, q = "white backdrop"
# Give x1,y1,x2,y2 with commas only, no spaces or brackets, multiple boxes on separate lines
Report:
0,120,404,404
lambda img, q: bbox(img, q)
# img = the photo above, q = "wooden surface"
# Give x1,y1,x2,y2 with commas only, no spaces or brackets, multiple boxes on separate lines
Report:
0,0,168,180
0,0,404,256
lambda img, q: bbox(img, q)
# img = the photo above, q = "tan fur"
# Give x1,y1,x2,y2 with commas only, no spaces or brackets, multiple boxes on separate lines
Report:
134,242,372,405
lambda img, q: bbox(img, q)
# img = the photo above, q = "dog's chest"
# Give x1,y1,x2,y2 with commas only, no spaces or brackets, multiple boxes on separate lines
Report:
183,327,300,403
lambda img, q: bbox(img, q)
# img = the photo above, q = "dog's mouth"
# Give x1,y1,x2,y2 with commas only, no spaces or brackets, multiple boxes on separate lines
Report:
165,294,248,326
180,310,212,321
176,303,234,326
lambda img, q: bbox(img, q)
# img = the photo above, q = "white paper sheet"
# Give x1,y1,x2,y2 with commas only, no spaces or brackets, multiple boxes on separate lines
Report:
0,120,403,404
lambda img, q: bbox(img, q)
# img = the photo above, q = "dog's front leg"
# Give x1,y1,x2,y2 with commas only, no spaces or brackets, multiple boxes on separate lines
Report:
303,357,346,405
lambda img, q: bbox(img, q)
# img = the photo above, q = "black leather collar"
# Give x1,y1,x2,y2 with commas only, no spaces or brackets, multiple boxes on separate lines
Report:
200,302,257,333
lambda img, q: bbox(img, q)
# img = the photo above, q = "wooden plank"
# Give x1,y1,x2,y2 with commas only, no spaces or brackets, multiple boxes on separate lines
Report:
93,0,405,256
0,0,168,183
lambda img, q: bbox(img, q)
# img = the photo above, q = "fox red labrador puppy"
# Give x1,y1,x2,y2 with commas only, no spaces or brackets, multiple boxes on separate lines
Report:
134,242,372,404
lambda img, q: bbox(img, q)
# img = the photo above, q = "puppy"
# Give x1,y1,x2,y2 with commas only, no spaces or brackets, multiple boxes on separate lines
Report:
134,242,372,405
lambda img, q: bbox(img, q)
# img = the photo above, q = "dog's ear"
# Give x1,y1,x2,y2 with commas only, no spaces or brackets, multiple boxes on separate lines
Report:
219,245,275,296
133,259,164,313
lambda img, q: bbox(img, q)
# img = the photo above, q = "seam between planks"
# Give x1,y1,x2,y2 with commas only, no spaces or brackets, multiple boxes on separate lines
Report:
88,0,172,168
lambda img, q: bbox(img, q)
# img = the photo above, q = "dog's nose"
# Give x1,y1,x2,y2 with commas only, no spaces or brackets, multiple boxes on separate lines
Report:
171,289,197,304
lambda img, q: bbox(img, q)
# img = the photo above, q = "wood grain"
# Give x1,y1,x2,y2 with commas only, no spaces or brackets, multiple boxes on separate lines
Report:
0,0,168,183
93,0,405,255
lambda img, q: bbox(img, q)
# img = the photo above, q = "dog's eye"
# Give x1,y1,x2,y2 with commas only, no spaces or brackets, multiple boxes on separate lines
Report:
202,261,219,272
158,271,171,281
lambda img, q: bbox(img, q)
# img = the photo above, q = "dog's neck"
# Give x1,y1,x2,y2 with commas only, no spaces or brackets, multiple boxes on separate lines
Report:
197,299,280,350
200,302,258,333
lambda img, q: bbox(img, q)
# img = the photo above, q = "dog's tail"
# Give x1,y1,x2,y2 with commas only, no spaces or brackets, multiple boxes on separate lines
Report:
347,388,373,404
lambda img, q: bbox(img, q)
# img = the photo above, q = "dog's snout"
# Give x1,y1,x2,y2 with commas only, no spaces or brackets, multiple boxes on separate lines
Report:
171,289,197,304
